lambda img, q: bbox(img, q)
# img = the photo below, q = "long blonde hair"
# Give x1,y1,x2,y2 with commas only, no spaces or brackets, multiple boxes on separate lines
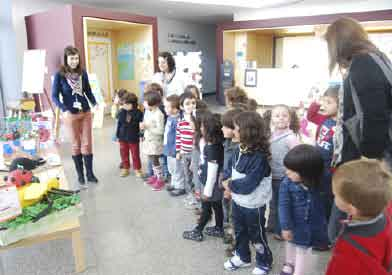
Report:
324,17,378,74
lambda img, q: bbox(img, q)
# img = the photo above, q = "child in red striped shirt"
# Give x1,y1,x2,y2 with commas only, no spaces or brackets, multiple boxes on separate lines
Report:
176,92,197,203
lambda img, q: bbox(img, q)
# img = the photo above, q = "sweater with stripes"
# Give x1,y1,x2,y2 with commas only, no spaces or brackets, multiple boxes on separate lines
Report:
176,118,194,154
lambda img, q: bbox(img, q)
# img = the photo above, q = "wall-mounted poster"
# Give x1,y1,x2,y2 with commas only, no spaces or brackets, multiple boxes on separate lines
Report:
117,43,134,80
244,69,257,87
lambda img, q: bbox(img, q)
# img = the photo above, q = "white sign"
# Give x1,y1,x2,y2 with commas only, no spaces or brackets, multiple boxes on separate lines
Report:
22,50,46,94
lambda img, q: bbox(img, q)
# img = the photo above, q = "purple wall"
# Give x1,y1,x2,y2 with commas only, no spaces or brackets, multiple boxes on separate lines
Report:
25,5,75,111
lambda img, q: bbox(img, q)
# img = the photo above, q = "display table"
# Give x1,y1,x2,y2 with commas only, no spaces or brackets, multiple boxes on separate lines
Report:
0,165,85,273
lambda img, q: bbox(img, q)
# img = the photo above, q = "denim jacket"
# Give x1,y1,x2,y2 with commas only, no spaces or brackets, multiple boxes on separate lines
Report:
163,115,179,157
279,177,327,247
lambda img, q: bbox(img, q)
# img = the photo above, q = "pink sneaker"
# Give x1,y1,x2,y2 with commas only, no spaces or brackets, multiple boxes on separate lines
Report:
151,179,165,191
145,176,157,185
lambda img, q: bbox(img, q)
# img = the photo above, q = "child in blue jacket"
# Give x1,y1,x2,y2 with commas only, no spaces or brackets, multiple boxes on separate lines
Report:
222,111,273,275
279,144,328,275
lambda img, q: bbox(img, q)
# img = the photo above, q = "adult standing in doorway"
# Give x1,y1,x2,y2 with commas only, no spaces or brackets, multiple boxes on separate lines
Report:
52,46,99,188
152,51,186,97
325,18,392,241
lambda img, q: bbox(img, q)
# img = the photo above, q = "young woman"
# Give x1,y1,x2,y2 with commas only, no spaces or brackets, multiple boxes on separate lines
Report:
52,46,98,188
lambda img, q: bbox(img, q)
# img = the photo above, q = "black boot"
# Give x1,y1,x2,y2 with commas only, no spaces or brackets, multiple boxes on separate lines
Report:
83,154,98,183
72,154,85,185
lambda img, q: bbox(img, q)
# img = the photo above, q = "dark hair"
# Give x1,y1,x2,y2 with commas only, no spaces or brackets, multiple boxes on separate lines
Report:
233,111,270,156
60,46,82,75
323,85,340,103
271,104,300,135
185,85,200,100
179,91,196,107
146,83,164,97
114,88,128,102
201,112,224,145
165,94,180,110
325,17,378,73
284,144,324,188
194,109,212,149
144,91,161,107
158,52,176,73
225,86,248,106
196,99,208,110
262,109,272,137
123,92,139,108
222,108,244,129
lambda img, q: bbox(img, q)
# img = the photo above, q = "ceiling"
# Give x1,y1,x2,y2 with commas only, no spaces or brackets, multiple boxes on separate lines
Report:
85,17,151,30
29,0,368,24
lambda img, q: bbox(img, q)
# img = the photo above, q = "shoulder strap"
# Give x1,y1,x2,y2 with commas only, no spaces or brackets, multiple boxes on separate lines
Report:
368,52,392,87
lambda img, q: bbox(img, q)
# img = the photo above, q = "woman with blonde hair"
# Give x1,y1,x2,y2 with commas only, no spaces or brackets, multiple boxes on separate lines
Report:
325,17,392,241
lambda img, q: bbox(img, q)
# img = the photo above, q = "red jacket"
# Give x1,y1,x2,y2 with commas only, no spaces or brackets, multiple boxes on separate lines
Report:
326,212,392,275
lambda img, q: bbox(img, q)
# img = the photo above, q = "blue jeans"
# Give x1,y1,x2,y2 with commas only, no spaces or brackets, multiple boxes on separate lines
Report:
147,155,169,178
232,201,273,269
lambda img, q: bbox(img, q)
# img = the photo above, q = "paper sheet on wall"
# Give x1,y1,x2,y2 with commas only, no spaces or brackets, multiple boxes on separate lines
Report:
117,43,135,80
22,50,46,94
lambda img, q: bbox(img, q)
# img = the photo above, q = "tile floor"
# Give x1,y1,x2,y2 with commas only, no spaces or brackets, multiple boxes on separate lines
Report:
0,99,331,275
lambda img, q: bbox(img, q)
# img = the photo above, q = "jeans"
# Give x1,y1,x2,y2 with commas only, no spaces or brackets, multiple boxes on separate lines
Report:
196,200,223,231
267,179,282,235
182,153,193,193
232,201,273,268
167,156,185,190
65,111,93,155
192,150,201,192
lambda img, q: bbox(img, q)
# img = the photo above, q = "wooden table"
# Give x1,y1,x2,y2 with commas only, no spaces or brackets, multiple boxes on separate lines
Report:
0,165,86,273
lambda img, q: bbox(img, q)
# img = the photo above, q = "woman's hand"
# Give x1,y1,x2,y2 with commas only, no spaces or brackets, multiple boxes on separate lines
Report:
176,153,181,160
282,230,293,241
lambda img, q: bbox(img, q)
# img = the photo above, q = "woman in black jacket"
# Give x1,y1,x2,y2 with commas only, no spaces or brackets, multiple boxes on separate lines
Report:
52,46,99,188
325,17,392,241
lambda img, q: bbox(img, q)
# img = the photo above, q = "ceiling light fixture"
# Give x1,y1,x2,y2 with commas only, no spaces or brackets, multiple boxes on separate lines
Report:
164,0,303,9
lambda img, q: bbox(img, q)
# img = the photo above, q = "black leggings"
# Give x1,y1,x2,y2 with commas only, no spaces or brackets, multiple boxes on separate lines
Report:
196,200,223,231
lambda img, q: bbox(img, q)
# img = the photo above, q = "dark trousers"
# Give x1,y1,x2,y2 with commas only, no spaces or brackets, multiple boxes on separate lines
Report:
196,200,223,231
119,141,141,170
232,201,273,268
267,179,282,235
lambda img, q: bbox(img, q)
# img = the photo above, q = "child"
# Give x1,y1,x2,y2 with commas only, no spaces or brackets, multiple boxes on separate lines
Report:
221,108,244,253
267,105,301,240
183,112,225,241
144,83,169,182
307,86,339,221
163,95,185,196
224,86,258,111
278,144,328,275
140,89,165,191
111,89,128,145
222,111,273,275
116,92,144,177
326,159,392,275
176,92,197,202
185,84,201,100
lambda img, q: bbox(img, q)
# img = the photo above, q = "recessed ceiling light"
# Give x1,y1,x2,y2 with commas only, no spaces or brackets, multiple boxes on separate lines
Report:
164,0,303,8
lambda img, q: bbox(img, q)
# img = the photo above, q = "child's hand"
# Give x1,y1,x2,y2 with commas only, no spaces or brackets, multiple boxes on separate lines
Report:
222,179,231,191
176,153,181,160
224,190,231,199
139,122,145,130
282,230,293,241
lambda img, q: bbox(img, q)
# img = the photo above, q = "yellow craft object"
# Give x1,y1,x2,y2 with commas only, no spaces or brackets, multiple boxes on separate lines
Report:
17,177,60,208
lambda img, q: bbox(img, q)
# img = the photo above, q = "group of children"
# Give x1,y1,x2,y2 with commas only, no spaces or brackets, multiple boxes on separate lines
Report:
111,83,392,275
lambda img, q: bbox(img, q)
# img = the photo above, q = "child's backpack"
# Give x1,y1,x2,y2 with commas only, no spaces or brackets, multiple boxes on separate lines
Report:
344,52,392,160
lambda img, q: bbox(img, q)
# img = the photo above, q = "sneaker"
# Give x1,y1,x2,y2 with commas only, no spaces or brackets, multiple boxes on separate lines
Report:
151,179,165,191
252,266,270,275
183,228,203,242
120,169,130,177
145,176,157,185
170,189,186,196
224,254,251,271
166,185,175,192
134,170,144,178
204,226,224,238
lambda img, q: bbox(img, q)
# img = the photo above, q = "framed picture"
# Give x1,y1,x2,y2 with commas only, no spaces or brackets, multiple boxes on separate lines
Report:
244,69,257,87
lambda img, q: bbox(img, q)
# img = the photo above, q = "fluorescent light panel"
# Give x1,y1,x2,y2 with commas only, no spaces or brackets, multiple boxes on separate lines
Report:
164,0,298,8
